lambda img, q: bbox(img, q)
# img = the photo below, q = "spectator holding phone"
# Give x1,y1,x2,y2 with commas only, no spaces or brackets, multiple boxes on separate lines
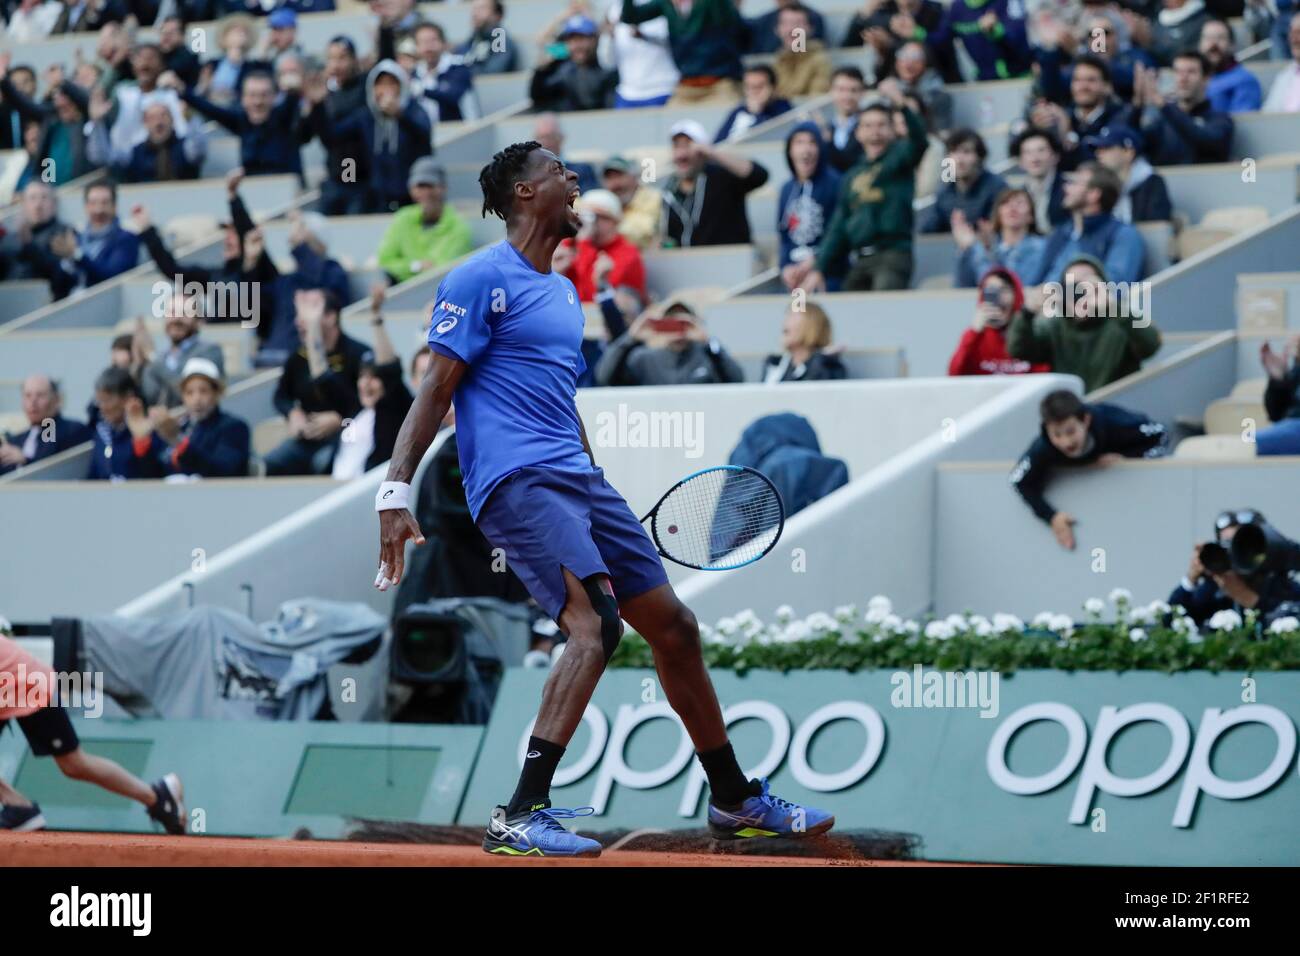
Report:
948,267,1050,375
595,299,744,386
1010,389,1167,551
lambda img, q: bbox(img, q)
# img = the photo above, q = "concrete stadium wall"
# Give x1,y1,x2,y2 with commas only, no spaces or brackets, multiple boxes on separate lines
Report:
934,457,1300,619
0,476,334,622
674,374,1078,624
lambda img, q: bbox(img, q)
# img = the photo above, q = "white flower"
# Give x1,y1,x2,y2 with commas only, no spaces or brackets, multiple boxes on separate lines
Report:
837,631,863,646
1129,627,1148,642
1207,609,1244,632
903,620,920,636
1108,588,1133,605
805,611,837,635
970,615,994,637
1050,614,1074,638
833,604,857,623
865,595,893,624
1083,597,1106,616
781,620,812,642
1032,612,1055,628
944,613,968,632
992,613,1024,634
1268,616,1300,634
774,604,795,624
715,617,739,638
925,620,956,640
699,623,728,645
734,609,760,629
1149,600,1171,615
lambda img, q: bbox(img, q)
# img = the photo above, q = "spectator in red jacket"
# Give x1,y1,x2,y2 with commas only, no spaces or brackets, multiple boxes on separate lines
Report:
565,189,648,305
948,267,1051,376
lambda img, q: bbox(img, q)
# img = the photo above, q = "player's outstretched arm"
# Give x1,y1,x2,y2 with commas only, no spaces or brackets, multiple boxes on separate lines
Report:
374,352,467,590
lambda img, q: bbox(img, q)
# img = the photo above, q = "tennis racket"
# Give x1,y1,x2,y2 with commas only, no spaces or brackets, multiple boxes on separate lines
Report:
640,465,785,571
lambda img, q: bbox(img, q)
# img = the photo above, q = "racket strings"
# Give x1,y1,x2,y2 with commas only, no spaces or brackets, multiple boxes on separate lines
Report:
656,469,782,570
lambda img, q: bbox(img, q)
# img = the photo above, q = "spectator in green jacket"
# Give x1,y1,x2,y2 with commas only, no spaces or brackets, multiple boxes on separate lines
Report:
620,0,748,105
796,92,929,293
1006,253,1161,392
376,157,474,285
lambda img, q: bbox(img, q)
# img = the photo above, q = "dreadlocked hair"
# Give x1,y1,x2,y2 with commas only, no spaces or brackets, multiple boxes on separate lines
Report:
479,141,542,221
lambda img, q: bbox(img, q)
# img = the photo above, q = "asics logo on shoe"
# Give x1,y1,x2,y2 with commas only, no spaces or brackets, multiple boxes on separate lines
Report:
712,807,767,827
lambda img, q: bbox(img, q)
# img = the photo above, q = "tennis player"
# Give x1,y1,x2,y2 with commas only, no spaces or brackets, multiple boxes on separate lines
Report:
374,141,833,857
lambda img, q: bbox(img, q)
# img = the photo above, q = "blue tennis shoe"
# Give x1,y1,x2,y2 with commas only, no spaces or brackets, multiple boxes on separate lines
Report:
482,802,603,858
708,779,835,840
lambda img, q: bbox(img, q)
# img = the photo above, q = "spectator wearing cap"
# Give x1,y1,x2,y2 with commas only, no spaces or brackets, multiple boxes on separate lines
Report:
920,128,1007,234
620,0,748,105
411,21,480,122
331,285,415,480
1012,129,1069,234
0,374,92,476
376,158,474,284
778,121,842,290
266,289,372,477
602,156,663,248
302,36,370,216
715,65,792,142
1263,13,1300,112
317,59,432,213
1023,162,1146,288
596,299,745,386
1091,125,1172,224
252,7,304,70
136,296,227,410
762,301,846,383
749,0,827,54
457,0,519,75
160,67,302,178
662,119,769,247
772,4,832,98
530,14,618,112
147,357,251,479
952,186,1046,288
87,366,164,481
1132,52,1233,165
532,112,599,193
797,94,930,293
1199,18,1262,112
1011,254,1161,391
602,0,679,108
565,189,648,304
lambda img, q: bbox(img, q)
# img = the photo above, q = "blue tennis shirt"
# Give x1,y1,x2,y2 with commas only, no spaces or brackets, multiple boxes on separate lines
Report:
427,240,591,520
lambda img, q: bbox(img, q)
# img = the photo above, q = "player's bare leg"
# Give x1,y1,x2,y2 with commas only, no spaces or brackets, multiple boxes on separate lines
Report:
619,583,836,839
0,777,32,806
529,569,617,744
53,749,188,835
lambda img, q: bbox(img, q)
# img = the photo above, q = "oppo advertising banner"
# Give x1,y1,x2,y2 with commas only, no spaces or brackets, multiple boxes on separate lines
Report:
462,668,1300,865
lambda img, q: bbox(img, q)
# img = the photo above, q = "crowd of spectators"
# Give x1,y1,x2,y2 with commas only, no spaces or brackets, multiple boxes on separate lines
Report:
1,0,1298,512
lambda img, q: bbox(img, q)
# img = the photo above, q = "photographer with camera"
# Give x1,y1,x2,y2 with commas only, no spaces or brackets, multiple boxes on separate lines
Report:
1174,510,1300,629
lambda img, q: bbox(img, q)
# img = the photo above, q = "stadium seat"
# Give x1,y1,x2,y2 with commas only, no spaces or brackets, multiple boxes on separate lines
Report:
1172,434,1257,459
1203,398,1269,436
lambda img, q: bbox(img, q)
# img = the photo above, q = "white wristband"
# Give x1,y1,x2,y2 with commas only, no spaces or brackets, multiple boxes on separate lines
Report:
375,481,411,511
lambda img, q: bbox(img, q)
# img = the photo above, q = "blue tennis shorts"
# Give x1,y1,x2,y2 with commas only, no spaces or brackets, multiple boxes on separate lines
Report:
475,465,670,622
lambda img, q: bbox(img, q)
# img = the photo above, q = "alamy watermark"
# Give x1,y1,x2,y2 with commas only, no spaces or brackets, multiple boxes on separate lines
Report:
593,402,704,459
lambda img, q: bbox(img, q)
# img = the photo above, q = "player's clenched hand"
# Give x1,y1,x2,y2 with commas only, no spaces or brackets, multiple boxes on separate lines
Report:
375,509,425,591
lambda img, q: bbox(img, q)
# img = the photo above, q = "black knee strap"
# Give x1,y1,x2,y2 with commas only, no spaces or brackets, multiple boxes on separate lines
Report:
583,577,623,662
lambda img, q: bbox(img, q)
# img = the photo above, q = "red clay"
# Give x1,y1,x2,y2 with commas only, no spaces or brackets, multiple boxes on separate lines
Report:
0,831,980,867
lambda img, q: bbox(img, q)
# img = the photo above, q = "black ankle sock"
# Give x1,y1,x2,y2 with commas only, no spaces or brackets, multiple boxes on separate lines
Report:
506,736,566,815
698,742,759,808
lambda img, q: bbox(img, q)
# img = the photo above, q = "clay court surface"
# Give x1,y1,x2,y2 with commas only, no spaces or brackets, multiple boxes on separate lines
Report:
0,831,986,867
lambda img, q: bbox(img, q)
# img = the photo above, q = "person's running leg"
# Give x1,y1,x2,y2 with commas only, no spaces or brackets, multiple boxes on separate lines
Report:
53,748,154,804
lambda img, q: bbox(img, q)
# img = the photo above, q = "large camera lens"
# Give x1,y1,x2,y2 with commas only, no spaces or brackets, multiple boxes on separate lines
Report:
1199,542,1231,575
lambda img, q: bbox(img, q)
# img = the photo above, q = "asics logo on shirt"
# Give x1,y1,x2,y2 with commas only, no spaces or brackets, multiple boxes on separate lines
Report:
435,317,458,334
